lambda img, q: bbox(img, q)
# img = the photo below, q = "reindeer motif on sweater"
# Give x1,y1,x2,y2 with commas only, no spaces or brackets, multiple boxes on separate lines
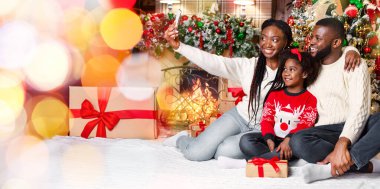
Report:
261,90,318,139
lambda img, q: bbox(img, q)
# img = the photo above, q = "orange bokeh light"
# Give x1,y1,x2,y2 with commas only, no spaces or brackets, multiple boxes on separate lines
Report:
81,54,121,86
100,8,142,50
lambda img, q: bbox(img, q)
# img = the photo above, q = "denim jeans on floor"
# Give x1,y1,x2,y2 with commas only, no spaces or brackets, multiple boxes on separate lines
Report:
290,113,380,169
176,107,260,161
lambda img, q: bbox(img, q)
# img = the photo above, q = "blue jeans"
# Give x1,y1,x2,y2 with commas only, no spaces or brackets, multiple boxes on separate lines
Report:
290,113,380,169
176,107,260,161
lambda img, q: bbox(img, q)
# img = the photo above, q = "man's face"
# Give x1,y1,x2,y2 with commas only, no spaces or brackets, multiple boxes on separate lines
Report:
309,25,335,61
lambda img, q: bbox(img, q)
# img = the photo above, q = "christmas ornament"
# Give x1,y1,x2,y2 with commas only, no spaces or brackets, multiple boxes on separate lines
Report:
182,15,188,21
344,4,358,18
287,16,295,26
343,39,348,47
144,16,149,21
291,41,299,48
191,15,197,20
237,32,245,40
214,21,219,26
168,13,174,20
363,46,372,54
196,21,204,28
367,32,379,47
239,22,245,27
216,28,221,34
188,26,193,32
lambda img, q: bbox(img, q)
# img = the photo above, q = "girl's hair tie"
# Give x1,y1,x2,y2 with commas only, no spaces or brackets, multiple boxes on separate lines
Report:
290,48,302,61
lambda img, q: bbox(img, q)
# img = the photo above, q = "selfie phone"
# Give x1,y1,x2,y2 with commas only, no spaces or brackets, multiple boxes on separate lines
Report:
174,9,182,27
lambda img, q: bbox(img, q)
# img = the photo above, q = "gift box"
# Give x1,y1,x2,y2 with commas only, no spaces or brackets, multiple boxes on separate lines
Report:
69,86,158,139
246,157,288,178
190,121,207,137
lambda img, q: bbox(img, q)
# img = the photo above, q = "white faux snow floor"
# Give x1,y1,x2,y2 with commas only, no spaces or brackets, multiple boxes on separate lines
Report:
1,136,379,189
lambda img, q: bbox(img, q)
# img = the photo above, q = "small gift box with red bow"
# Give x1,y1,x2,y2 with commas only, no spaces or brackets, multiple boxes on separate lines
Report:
190,121,207,137
246,157,288,178
69,87,157,139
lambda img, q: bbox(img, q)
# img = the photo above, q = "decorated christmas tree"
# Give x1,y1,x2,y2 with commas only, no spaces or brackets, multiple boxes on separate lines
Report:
288,0,380,113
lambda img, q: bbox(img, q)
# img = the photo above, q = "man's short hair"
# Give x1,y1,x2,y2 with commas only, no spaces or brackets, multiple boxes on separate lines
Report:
315,18,345,40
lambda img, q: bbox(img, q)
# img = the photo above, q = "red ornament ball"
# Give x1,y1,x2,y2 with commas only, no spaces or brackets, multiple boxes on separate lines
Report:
182,15,188,21
214,21,219,26
188,27,193,32
344,4,358,18
363,46,372,54
149,29,154,34
239,22,244,27
143,30,149,37
216,28,221,34
287,16,295,26
368,36,379,47
191,15,197,20
197,17,202,22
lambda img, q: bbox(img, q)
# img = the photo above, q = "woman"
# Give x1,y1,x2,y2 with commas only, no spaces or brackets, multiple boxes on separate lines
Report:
163,18,359,161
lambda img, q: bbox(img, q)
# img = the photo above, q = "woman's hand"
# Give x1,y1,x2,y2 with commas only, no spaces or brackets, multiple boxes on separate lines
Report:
276,137,292,160
163,24,180,49
266,139,275,152
344,50,361,72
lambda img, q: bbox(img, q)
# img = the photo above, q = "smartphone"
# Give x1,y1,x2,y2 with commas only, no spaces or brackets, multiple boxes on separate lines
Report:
174,9,182,27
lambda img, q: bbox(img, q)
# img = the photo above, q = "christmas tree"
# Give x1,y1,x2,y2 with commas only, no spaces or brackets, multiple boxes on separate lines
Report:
289,0,380,113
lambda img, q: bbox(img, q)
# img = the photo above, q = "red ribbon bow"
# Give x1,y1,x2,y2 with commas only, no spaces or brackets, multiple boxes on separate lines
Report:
195,121,206,137
248,157,281,177
71,88,156,138
227,87,246,105
290,48,302,62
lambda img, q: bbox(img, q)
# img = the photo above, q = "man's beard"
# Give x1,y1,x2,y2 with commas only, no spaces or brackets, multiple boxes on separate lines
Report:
314,44,332,62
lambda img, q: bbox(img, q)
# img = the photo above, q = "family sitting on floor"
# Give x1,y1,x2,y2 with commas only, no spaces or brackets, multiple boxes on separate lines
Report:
163,17,380,183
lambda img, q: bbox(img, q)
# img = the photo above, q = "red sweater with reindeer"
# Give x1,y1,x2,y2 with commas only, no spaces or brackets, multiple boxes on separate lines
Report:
261,89,318,140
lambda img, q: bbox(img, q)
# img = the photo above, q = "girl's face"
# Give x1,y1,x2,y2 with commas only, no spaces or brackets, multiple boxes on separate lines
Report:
259,25,288,59
282,58,306,90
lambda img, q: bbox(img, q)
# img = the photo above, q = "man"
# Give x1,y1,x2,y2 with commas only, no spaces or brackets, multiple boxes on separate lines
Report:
289,17,380,183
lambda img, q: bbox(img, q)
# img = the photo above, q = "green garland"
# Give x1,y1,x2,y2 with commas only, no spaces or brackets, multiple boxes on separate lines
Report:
135,13,261,58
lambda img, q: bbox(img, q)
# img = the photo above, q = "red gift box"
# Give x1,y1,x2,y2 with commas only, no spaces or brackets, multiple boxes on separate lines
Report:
69,87,157,139
246,157,288,178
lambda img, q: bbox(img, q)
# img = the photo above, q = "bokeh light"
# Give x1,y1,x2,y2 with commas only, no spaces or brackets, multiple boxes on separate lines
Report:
31,96,69,139
23,40,70,91
117,52,162,88
0,0,22,17
100,9,143,50
56,0,85,10
61,143,104,188
0,71,25,126
0,108,27,142
0,21,38,70
81,54,121,86
67,46,85,84
15,0,63,35
63,8,98,50
5,136,49,180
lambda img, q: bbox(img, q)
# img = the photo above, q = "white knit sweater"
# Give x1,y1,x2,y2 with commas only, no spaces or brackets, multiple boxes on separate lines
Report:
308,47,371,144
175,43,277,129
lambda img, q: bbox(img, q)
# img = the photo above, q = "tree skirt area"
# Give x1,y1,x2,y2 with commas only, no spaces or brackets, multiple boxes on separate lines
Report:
0,136,379,189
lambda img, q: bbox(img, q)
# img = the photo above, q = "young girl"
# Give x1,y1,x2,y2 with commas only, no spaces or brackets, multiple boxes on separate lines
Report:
218,49,320,168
